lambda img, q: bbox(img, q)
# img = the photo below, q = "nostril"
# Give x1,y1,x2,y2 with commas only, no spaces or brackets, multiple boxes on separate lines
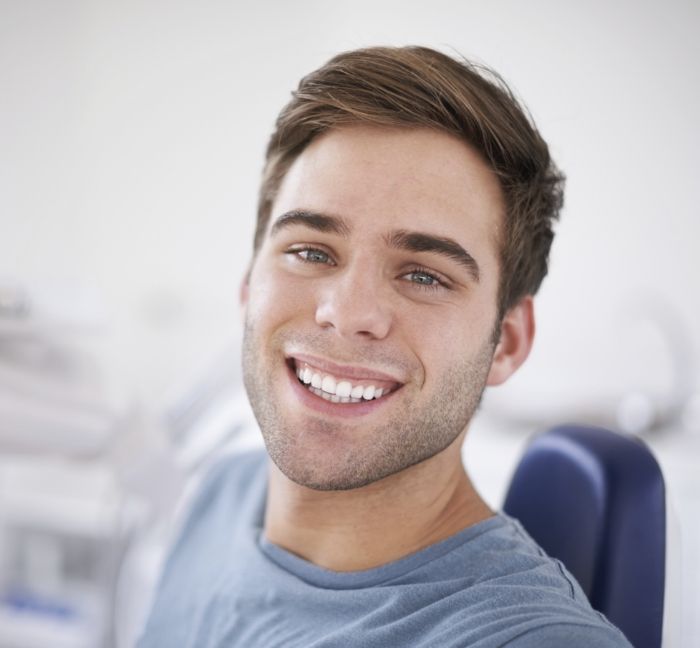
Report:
313,282,393,340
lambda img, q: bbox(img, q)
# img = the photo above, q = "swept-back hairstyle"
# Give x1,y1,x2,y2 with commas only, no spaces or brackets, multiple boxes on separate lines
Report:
255,46,564,317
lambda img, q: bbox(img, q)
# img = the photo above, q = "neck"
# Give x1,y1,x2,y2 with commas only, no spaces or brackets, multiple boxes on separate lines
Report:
263,432,493,572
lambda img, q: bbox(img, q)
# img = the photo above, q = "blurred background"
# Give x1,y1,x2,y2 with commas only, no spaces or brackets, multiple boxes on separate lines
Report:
1,0,698,646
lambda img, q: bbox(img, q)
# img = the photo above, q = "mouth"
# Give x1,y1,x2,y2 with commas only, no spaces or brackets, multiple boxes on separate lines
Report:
286,356,403,405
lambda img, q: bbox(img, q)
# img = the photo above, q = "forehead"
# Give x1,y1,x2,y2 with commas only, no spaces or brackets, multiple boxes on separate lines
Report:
270,125,504,271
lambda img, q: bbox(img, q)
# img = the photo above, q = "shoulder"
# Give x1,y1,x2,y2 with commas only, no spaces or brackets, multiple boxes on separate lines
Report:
463,514,585,597
156,448,267,583
175,447,268,539
192,448,268,509
431,515,632,647
505,622,633,647
138,449,268,641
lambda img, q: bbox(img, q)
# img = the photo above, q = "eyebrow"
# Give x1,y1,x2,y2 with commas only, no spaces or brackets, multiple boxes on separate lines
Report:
270,209,479,282
386,229,480,282
270,210,351,238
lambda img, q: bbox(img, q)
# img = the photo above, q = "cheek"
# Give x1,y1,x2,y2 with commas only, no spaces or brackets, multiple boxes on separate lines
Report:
401,301,495,376
246,265,315,327
398,308,455,381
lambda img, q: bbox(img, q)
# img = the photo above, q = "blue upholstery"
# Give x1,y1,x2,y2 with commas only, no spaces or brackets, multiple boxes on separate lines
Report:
503,424,666,648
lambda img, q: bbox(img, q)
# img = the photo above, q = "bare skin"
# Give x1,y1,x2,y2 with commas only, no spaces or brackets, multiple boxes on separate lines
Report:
242,125,534,573
264,429,493,571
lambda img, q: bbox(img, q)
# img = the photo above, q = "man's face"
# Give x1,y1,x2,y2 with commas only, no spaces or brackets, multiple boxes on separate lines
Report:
242,125,505,490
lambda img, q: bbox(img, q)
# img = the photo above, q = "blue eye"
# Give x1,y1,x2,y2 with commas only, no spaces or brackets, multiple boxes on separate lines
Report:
300,249,330,263
286,247,335,265
409,271,437,286
403,267,448,291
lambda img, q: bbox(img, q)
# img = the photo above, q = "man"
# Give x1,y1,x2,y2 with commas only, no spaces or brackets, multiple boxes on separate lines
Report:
139,47,632,647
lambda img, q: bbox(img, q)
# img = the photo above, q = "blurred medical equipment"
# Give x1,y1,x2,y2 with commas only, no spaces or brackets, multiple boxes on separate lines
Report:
0,278,137,648
504,424,681,648
0,278,256,648
113,359,260,647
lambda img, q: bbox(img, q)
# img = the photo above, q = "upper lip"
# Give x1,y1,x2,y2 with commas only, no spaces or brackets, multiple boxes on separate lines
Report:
287,352,405,384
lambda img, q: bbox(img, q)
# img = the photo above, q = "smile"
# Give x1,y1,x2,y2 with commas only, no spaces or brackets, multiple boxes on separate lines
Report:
289,358,401,405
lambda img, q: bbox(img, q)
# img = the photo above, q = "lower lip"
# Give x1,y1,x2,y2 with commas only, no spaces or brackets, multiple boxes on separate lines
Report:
286,364,398,418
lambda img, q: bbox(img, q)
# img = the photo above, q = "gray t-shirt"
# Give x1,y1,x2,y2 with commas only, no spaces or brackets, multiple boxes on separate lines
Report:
138,450,632,647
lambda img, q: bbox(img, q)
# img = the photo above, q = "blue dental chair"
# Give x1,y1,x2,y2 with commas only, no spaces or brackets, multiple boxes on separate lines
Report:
503,424,667,648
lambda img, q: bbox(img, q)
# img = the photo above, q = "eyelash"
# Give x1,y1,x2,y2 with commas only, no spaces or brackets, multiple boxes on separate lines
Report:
286,246,335,266
404,266,449,291
285,247,450,292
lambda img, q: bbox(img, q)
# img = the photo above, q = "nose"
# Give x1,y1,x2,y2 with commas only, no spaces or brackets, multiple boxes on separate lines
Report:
314,263,393,340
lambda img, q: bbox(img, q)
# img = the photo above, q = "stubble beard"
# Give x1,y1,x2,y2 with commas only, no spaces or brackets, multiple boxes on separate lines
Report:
241,319,495,491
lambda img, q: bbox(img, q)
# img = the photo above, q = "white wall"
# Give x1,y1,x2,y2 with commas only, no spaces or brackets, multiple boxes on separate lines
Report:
2,0,699,639
3,0,699,414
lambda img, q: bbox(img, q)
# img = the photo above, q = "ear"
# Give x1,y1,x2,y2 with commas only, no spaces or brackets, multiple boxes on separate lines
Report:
486,296,535,386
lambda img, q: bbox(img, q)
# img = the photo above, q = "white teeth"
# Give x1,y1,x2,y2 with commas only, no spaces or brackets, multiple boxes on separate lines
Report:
321,375,336,394
336,381,352,398
296,362,393,403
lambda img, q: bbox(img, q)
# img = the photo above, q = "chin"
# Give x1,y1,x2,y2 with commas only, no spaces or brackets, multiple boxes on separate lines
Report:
265,434,442,492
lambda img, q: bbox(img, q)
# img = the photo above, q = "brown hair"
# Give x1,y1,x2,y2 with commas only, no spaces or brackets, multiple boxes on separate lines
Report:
255,46,564,317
